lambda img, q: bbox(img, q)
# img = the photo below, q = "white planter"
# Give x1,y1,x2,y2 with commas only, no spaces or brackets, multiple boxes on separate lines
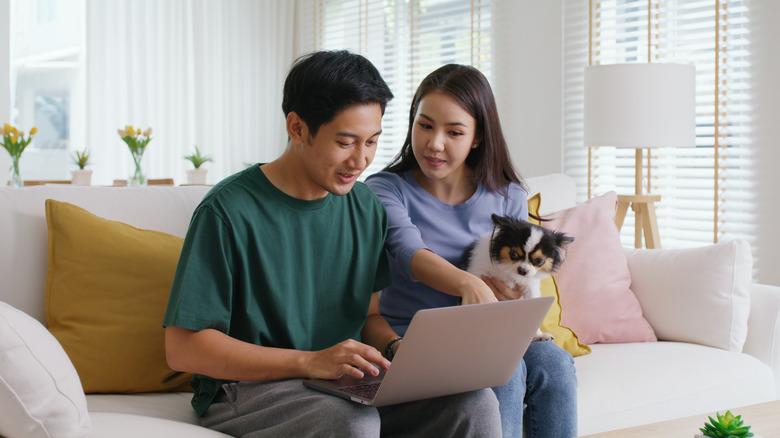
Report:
186,168,208,185
71,169,93,186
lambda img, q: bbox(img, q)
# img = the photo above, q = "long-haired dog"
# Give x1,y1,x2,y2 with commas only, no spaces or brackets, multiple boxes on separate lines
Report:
461,214,574,341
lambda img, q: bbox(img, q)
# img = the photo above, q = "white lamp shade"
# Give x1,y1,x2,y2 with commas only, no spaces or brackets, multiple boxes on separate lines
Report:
584,63,696,148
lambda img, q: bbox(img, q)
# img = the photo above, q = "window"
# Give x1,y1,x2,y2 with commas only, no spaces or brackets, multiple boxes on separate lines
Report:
307,0,492,177
563,0,755,252
11,0,85,180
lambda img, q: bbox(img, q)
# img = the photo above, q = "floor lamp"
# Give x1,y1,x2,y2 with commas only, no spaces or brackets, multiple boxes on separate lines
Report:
584,64,696,249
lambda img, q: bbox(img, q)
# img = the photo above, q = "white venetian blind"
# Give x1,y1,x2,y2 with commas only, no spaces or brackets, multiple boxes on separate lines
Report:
563,0,756,252
308,0,491,177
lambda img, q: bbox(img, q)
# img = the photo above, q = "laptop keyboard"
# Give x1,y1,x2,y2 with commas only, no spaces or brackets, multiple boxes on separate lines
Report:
340,382,381,399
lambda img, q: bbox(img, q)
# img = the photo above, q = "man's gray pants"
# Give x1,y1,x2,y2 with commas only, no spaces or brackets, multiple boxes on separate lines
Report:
200,379,502,437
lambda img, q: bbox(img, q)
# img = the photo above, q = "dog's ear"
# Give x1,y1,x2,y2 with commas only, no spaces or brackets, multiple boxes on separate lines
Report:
491,214,508,227
553,232,575,266
556,233,575,248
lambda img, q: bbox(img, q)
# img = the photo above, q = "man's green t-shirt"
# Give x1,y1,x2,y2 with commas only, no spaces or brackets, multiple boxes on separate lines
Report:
163,165,391,416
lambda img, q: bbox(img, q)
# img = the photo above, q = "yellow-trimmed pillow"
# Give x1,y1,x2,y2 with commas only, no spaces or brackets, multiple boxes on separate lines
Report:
45,199,193,393
527,193,591,357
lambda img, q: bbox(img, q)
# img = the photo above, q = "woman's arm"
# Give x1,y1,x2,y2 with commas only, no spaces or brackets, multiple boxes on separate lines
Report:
410,249,498,305
366,173,502,305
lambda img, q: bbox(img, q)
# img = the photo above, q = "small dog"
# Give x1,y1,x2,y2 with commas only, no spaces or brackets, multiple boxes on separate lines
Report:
461,214,574,341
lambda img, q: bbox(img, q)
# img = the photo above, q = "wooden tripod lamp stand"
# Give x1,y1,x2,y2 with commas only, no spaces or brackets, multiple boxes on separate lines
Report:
584,63,696,249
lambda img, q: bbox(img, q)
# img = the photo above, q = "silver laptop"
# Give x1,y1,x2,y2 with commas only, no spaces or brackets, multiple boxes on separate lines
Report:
303,296,554,407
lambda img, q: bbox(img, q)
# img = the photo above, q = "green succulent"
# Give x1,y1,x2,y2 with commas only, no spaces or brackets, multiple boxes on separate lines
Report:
700,411,754,438
72,149,90,169
183,145,213,169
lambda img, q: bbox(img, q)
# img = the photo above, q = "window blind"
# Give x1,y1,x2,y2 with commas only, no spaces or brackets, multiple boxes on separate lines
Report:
310,0,491,177
563,0,755,252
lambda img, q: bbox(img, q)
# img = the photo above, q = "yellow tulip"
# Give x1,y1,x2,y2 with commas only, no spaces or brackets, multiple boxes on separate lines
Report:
10,126,18,135
4,124,12,133
29,126,37,135
11,134,18,144
143,128,152,137
127,125,135,136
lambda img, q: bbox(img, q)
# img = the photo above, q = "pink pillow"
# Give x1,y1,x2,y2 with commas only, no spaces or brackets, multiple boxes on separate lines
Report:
543,191,657,344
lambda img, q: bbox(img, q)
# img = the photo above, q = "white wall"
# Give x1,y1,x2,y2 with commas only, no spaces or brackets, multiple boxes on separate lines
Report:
750,1,780,286
0,0,9,181
493,0,563,179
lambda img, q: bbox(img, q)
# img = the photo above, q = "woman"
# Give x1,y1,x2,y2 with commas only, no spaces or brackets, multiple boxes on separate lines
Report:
365,64,577,437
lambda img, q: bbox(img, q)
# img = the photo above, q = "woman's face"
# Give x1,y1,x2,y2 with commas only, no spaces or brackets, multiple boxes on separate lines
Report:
411,90,478,186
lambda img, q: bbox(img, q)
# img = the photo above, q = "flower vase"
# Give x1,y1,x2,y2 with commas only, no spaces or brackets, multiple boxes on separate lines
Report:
9,155,22,187
129,149,146,186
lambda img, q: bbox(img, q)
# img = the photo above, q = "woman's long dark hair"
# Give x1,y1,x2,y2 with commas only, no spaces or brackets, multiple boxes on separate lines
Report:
383,64,525,194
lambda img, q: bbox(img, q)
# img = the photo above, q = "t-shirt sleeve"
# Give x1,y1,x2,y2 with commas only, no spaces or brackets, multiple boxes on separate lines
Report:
365,173,428,282
505,183,530,220
163,205,234,333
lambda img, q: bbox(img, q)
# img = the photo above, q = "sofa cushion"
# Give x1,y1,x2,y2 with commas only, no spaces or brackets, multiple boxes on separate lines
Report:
0,301,92,438
625,240,753,352
45,199,193,393
87,392,200,425
528,193,591,357
543,191,657,344
89,412,232,438
575,342,775,435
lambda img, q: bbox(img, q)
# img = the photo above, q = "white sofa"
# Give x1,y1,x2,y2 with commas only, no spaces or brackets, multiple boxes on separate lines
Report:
1,173,778,437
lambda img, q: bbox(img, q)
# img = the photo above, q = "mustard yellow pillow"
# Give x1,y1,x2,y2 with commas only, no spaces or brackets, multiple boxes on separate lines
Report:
527,193,591,357
45,200,193,393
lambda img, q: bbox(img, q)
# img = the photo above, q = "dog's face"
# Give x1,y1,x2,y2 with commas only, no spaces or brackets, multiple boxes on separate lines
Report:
488,214,574,280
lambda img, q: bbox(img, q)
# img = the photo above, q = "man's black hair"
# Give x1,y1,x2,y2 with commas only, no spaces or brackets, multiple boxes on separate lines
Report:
282,50,394,136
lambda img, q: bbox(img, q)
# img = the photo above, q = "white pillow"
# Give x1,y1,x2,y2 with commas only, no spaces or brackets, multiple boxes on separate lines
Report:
625,240,752,352
0,301,91,438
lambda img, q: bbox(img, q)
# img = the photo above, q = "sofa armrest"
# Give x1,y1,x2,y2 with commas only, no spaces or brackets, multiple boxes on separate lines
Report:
742,283,780,398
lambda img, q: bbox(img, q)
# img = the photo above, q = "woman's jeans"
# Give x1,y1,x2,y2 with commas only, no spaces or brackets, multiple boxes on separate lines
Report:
491,340,578,438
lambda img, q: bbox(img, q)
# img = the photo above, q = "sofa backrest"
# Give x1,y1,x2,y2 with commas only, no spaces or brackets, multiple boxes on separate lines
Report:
0,185,211,323
0,173,577,325
524,173,577,215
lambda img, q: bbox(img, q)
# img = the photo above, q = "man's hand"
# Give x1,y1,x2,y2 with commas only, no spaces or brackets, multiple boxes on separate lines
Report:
306,339,390,380
482,276,527,301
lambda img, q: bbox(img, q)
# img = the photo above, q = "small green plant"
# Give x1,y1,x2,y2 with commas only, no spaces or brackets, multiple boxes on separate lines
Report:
72,149,90,169
183,145,213,169
699,411,754,438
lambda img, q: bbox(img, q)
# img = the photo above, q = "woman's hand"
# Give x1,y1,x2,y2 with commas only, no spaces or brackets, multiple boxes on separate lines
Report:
482,276,527,301
305,339,390,380
455,272,500,305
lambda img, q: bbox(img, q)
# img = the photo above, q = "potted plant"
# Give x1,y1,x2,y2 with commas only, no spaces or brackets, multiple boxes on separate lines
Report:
695,411,755,438
71,148,92,186
183,145,213,185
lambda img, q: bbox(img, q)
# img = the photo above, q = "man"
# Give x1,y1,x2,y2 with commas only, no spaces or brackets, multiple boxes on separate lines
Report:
163,50,501,437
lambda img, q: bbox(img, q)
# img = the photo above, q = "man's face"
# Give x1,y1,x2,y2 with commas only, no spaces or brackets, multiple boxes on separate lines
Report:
297,103,383,198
